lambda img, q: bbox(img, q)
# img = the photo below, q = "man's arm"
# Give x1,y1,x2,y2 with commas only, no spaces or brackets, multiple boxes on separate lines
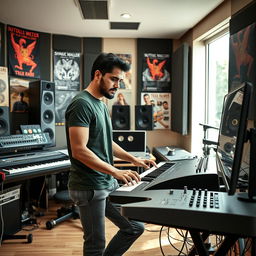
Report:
69,126,140,185
113,141,157,169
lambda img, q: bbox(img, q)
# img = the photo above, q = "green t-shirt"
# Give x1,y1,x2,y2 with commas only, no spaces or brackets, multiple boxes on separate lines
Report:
65,91,114,190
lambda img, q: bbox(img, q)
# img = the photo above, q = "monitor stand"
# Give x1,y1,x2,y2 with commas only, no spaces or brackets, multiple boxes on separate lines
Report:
238,128,256,202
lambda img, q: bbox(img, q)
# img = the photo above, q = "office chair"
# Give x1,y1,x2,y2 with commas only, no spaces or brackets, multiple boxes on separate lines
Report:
45,172,79,230
45,190,79,230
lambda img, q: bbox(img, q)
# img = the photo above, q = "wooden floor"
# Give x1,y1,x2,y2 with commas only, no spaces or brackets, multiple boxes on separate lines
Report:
0,200,251,256
0,200,189,256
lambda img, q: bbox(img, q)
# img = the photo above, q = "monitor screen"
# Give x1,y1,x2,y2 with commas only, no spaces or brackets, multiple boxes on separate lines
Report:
216,82,252,195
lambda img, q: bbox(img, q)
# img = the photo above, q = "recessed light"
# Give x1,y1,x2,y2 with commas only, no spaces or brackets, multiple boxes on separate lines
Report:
120,13,131,19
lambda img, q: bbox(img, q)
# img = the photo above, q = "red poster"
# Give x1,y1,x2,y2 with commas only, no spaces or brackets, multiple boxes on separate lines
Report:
7,25,40,78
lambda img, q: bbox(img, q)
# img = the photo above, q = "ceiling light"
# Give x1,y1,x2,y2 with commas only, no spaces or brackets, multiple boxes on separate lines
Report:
120,13,131,19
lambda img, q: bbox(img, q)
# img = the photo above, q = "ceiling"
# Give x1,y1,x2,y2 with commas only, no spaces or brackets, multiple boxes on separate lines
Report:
0,0,224,39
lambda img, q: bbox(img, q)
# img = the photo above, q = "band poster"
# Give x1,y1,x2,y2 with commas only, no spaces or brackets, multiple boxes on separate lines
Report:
141,92,171,130
115,53,132,89
55,90,79,125
142,53,171,92
7,25,40,79
0,67,9,106
53,51,81,91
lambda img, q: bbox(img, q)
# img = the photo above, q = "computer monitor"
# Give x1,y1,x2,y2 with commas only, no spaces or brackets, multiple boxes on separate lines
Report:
216,82,252,195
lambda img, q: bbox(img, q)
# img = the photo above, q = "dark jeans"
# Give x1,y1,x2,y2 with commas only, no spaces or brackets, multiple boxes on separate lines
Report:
69,179,144,256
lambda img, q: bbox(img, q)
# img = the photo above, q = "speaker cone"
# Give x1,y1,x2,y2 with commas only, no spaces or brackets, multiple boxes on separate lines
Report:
43,110,54,123
0,119,8,135
44,128,54,139
44,92,53,105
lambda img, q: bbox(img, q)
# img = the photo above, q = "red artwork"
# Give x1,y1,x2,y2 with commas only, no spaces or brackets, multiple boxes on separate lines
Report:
7,25,40,78
146,57,166,80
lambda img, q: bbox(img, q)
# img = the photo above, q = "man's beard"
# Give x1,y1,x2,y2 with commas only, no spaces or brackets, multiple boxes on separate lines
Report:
99,78,117,99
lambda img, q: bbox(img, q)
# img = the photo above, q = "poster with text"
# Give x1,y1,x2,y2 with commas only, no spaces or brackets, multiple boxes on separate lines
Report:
55,90,79,125
7,25,40,78
115,53,132,89
54,51,81,91
141,92,171,130
142,53,171,92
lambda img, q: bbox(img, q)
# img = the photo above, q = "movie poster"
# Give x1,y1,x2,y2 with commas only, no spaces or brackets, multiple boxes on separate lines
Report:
142,53,171,92
54,51,81,91
141,92,171,130
7,25,40,78
106,90,132,115
229,22,256,91
115,53,132,89
55,90,79,125
9,77,30,112
0,67,9,106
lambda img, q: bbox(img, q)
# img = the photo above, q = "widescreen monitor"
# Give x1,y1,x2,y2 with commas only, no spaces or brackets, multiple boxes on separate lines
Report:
216,82,252,195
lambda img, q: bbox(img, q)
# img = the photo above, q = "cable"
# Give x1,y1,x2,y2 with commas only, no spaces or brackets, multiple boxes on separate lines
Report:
167,227,187,255
159,226,166,256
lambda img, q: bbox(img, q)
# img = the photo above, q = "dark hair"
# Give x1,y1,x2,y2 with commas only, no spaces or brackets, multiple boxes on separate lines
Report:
19,92,25,97
91,53,130,80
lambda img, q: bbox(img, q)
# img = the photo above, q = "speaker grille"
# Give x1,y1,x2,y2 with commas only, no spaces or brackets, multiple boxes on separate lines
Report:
112,105,130,130
135,105,153,130
0,106,10,136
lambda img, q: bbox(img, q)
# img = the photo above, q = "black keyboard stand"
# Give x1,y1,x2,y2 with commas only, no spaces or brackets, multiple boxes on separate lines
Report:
187,230,239,256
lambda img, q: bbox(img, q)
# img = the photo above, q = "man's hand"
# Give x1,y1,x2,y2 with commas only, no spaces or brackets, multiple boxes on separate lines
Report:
132,158,157,169
113,169,141,186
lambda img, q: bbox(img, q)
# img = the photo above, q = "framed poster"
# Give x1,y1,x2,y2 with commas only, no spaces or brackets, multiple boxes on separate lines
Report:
141,92,171,130
55,90,79,125
106,90,132,115
115,53,132,89
54,51,81,91
142,53,171,92
7,25,40,78
0,67,9,106
9,77,30,112
229,22,256,90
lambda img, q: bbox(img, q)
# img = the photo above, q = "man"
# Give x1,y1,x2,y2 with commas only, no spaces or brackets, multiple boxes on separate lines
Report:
13,92,29,112
65,53,156,256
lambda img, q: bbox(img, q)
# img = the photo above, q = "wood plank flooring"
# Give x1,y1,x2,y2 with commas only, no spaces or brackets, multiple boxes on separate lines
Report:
0,200,186,256
0,200,250,255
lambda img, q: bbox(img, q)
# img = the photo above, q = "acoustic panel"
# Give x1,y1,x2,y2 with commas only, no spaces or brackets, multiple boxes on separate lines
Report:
171,43,189,135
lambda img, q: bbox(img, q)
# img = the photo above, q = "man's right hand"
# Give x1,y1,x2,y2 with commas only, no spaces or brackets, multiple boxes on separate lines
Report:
113,169,141,186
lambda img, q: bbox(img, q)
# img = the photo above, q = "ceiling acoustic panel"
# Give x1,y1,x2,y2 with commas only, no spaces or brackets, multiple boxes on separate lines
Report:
110,22,140,30
78,0,108,19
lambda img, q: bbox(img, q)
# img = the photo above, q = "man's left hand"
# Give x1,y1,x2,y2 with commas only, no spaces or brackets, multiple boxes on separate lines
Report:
132,158,157,169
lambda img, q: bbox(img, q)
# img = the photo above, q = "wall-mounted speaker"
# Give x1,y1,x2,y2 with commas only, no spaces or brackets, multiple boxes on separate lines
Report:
135,105,154,130
112,105,130,130
29,80,55,147
0,106,10,136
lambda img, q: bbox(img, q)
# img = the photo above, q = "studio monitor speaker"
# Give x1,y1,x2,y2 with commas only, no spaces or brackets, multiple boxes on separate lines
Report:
0,106,10,136
135,105,154,130
29,80,55,146
112,105,130,130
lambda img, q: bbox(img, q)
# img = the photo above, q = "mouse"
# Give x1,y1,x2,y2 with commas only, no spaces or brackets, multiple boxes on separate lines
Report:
167,148,175,156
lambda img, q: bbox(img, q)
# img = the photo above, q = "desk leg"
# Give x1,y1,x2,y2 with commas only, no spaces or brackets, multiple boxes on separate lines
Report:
188,231,210,256
214,235,239,256
189,230,209,256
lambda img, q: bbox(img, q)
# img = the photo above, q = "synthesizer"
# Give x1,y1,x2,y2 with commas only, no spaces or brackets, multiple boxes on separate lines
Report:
110,157,219,204
0,149,70,182
121,188,256,238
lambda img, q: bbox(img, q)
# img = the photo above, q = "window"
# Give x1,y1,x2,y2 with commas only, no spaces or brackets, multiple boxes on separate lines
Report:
205,31,229,141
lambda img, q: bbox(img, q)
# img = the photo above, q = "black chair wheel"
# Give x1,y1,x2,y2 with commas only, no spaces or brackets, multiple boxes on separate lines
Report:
27,234,33,243
46,220,55,230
